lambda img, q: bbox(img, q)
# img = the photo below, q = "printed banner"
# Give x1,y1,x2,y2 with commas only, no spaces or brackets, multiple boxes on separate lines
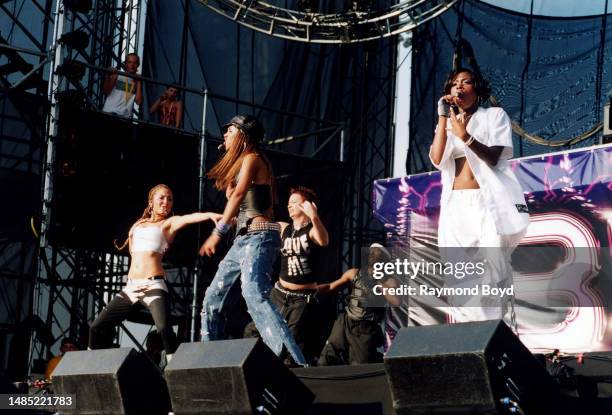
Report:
373,144,612,352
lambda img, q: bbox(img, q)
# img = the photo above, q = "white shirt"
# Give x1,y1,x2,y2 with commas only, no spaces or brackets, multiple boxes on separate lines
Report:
102,75,136,117
429,106,530,236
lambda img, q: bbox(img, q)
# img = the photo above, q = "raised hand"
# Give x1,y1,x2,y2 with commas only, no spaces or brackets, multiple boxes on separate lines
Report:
437,95,454,117
449,106,470,142
297,201,318,219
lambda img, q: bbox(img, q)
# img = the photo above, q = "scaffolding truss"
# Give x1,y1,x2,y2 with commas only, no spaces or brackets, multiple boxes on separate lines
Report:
30,0,154,370
0,0,53,379
198,0,457,44
1,0,398,377
340,39,397,271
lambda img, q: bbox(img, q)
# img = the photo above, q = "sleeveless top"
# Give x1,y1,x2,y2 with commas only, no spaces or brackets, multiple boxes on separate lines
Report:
131,225,169,254
279,222,320,285
159,102,177,126
236,184,273,233
346,270,385,322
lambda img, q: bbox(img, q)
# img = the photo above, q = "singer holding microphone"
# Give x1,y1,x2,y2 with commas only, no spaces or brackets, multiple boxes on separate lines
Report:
429,68,529,322
199,115,307,366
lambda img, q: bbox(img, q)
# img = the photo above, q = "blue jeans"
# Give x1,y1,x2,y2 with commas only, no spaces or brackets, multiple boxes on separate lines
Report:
200,230,306,365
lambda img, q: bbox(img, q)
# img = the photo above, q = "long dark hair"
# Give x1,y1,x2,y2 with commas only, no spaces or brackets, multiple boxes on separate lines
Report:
443,67,491,104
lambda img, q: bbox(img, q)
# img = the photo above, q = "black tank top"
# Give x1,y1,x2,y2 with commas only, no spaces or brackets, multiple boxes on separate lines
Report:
236,183,272,233
346,270,385,322
279,222,320,285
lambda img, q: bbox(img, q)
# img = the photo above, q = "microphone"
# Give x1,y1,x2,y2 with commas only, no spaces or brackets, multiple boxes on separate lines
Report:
450,92,460,112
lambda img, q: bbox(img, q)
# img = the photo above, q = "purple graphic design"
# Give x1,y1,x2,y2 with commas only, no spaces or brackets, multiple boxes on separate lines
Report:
374,144,612,352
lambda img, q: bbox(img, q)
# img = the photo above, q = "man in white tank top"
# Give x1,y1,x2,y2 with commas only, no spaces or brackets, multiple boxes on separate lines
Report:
101,53,143,117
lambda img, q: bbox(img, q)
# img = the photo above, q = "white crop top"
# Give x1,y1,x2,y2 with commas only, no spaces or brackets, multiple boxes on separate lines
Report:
131,225,169,254
450,135,466,159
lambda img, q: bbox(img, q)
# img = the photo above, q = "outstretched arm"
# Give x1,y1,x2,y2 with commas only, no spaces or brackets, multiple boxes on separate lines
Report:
317,268,358,295
168,212,222,236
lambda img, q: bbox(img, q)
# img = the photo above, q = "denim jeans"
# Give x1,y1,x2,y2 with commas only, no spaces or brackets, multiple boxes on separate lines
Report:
200,230,306,365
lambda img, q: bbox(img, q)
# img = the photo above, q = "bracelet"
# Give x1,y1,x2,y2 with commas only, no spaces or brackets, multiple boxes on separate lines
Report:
465,135,475,146
212,228,225,238
215,221,231,235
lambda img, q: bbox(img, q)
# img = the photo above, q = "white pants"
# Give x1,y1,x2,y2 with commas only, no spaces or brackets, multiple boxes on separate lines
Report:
439,189,499,247
122,278,168,306
437,189,519,323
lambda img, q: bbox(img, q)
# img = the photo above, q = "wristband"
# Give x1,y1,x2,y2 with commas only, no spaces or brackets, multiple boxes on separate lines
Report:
215,221,231,235
465,135,475,146
212,228,225,238
437,97,450,117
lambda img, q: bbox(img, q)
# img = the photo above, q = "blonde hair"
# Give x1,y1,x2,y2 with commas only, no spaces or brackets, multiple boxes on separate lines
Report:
114,184,173,251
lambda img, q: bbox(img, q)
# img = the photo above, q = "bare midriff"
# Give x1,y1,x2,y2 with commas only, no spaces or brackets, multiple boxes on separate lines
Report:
127,251,165,280
250,214,270,223
278,279,318,291
452,157,480,190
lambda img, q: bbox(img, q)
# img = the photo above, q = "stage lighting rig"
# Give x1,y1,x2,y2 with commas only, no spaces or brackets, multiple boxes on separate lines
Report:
197,0,457,44
59,30,90,52
55,60,86,81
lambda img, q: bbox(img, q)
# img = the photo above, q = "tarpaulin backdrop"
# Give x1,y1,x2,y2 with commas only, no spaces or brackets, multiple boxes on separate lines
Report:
374,144,612,353
143,0,395,160
408,0,612,174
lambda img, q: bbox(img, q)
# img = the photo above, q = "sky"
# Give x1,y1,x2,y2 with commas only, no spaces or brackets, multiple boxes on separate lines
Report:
481,0,612,17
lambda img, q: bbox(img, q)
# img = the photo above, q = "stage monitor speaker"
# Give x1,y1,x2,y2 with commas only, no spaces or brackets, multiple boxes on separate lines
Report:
165,339,314,415
292,363,394,415
384,320,558,415
52,348,171,414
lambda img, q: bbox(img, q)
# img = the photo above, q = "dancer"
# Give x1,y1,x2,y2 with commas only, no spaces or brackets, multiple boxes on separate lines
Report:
318,243,400,365
429,67,530,321
89,184,221,355
245,186,329,360
199,114,307,366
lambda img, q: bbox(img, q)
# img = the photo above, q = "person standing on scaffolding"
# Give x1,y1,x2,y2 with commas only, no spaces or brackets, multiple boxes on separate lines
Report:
102,53,143,117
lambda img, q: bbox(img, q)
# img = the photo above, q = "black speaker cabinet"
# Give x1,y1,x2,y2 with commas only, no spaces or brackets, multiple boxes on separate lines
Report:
52,348,171,414
292,363,394,415
165,339,314,414
384,320,558,415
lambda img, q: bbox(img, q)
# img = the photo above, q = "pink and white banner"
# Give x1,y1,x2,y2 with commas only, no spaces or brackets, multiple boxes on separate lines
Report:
374,144,612,353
